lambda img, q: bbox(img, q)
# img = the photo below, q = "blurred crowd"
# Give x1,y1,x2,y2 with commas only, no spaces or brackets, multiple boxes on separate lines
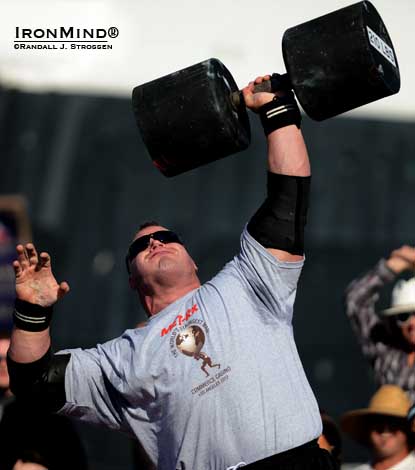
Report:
319,244,415,470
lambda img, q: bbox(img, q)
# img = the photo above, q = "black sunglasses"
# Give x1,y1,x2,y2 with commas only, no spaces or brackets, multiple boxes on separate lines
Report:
125,230,184,273
395,312,415,326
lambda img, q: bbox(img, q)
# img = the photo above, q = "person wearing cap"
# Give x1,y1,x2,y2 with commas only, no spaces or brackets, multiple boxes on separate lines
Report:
340,385,415,470
344,245,415,401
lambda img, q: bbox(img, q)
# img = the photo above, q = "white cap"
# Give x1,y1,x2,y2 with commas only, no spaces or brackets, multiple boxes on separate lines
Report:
382,277,415,316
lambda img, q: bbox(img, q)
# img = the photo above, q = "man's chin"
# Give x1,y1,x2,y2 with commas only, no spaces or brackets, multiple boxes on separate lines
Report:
0,379,9,389
374,446,394,459
156,256,180,273
404,331,415,347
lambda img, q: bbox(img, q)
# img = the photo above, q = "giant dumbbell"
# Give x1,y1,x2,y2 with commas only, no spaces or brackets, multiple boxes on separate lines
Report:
132,1,400,177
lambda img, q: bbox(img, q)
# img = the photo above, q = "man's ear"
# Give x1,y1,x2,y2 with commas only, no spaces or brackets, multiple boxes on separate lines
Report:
193,262,198,272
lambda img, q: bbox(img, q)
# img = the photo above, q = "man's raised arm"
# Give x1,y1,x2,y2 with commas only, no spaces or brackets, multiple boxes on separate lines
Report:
243,76,310,262
7,243,70,409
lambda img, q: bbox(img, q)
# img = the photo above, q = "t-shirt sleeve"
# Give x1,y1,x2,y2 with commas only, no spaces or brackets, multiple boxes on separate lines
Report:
234,226,304,323
56,331,151,437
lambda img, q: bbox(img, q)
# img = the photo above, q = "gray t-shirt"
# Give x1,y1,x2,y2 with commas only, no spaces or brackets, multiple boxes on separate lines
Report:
58,227,321,470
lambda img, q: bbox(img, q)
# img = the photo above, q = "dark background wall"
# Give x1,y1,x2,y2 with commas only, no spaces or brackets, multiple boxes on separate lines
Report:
1,87,414,468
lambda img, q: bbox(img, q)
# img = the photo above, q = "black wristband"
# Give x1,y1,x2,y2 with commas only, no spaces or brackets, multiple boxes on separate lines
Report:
259,91,302,135
14,298,53,332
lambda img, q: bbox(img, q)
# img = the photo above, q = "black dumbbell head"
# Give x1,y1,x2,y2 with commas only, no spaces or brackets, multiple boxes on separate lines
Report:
132,58,251,177
283,0,400,120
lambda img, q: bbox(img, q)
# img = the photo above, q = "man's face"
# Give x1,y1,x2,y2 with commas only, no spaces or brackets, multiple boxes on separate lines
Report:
368,417,409,460
397,313,415,347
128,225,197,291
0,337,10,390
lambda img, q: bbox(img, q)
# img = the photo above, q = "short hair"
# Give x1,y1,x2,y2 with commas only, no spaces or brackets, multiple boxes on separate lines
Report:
16,449,50,468
137,220,162,232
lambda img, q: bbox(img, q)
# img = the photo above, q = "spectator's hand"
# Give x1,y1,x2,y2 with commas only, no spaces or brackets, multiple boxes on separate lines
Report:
386,245,415,274
13,243,70,307
242,75,282,113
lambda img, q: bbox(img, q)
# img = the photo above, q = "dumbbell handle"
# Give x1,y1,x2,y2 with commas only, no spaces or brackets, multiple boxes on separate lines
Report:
231,73,291,109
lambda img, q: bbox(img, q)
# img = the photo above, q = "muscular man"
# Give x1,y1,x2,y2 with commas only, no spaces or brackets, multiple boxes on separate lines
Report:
345,245,415,401
7,76,335,470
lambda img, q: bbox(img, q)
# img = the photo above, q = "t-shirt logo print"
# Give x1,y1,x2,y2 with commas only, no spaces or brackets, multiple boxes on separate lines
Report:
175,325,220,377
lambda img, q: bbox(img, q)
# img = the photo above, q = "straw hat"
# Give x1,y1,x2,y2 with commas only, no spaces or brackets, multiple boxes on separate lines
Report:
340,385,413,445
381,277,415,316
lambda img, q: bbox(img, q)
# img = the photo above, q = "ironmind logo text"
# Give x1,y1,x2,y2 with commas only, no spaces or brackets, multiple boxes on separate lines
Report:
15,27,119,40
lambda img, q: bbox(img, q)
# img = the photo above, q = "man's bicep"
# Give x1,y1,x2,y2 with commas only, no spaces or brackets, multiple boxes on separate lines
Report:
7,348,69,412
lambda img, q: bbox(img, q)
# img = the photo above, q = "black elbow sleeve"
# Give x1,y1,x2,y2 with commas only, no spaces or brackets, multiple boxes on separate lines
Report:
7,349,70,412
247,172,310,255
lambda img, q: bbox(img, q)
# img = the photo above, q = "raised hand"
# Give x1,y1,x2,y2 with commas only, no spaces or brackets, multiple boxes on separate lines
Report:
242,75,285,113
386,245,415,275
13,243,70,307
